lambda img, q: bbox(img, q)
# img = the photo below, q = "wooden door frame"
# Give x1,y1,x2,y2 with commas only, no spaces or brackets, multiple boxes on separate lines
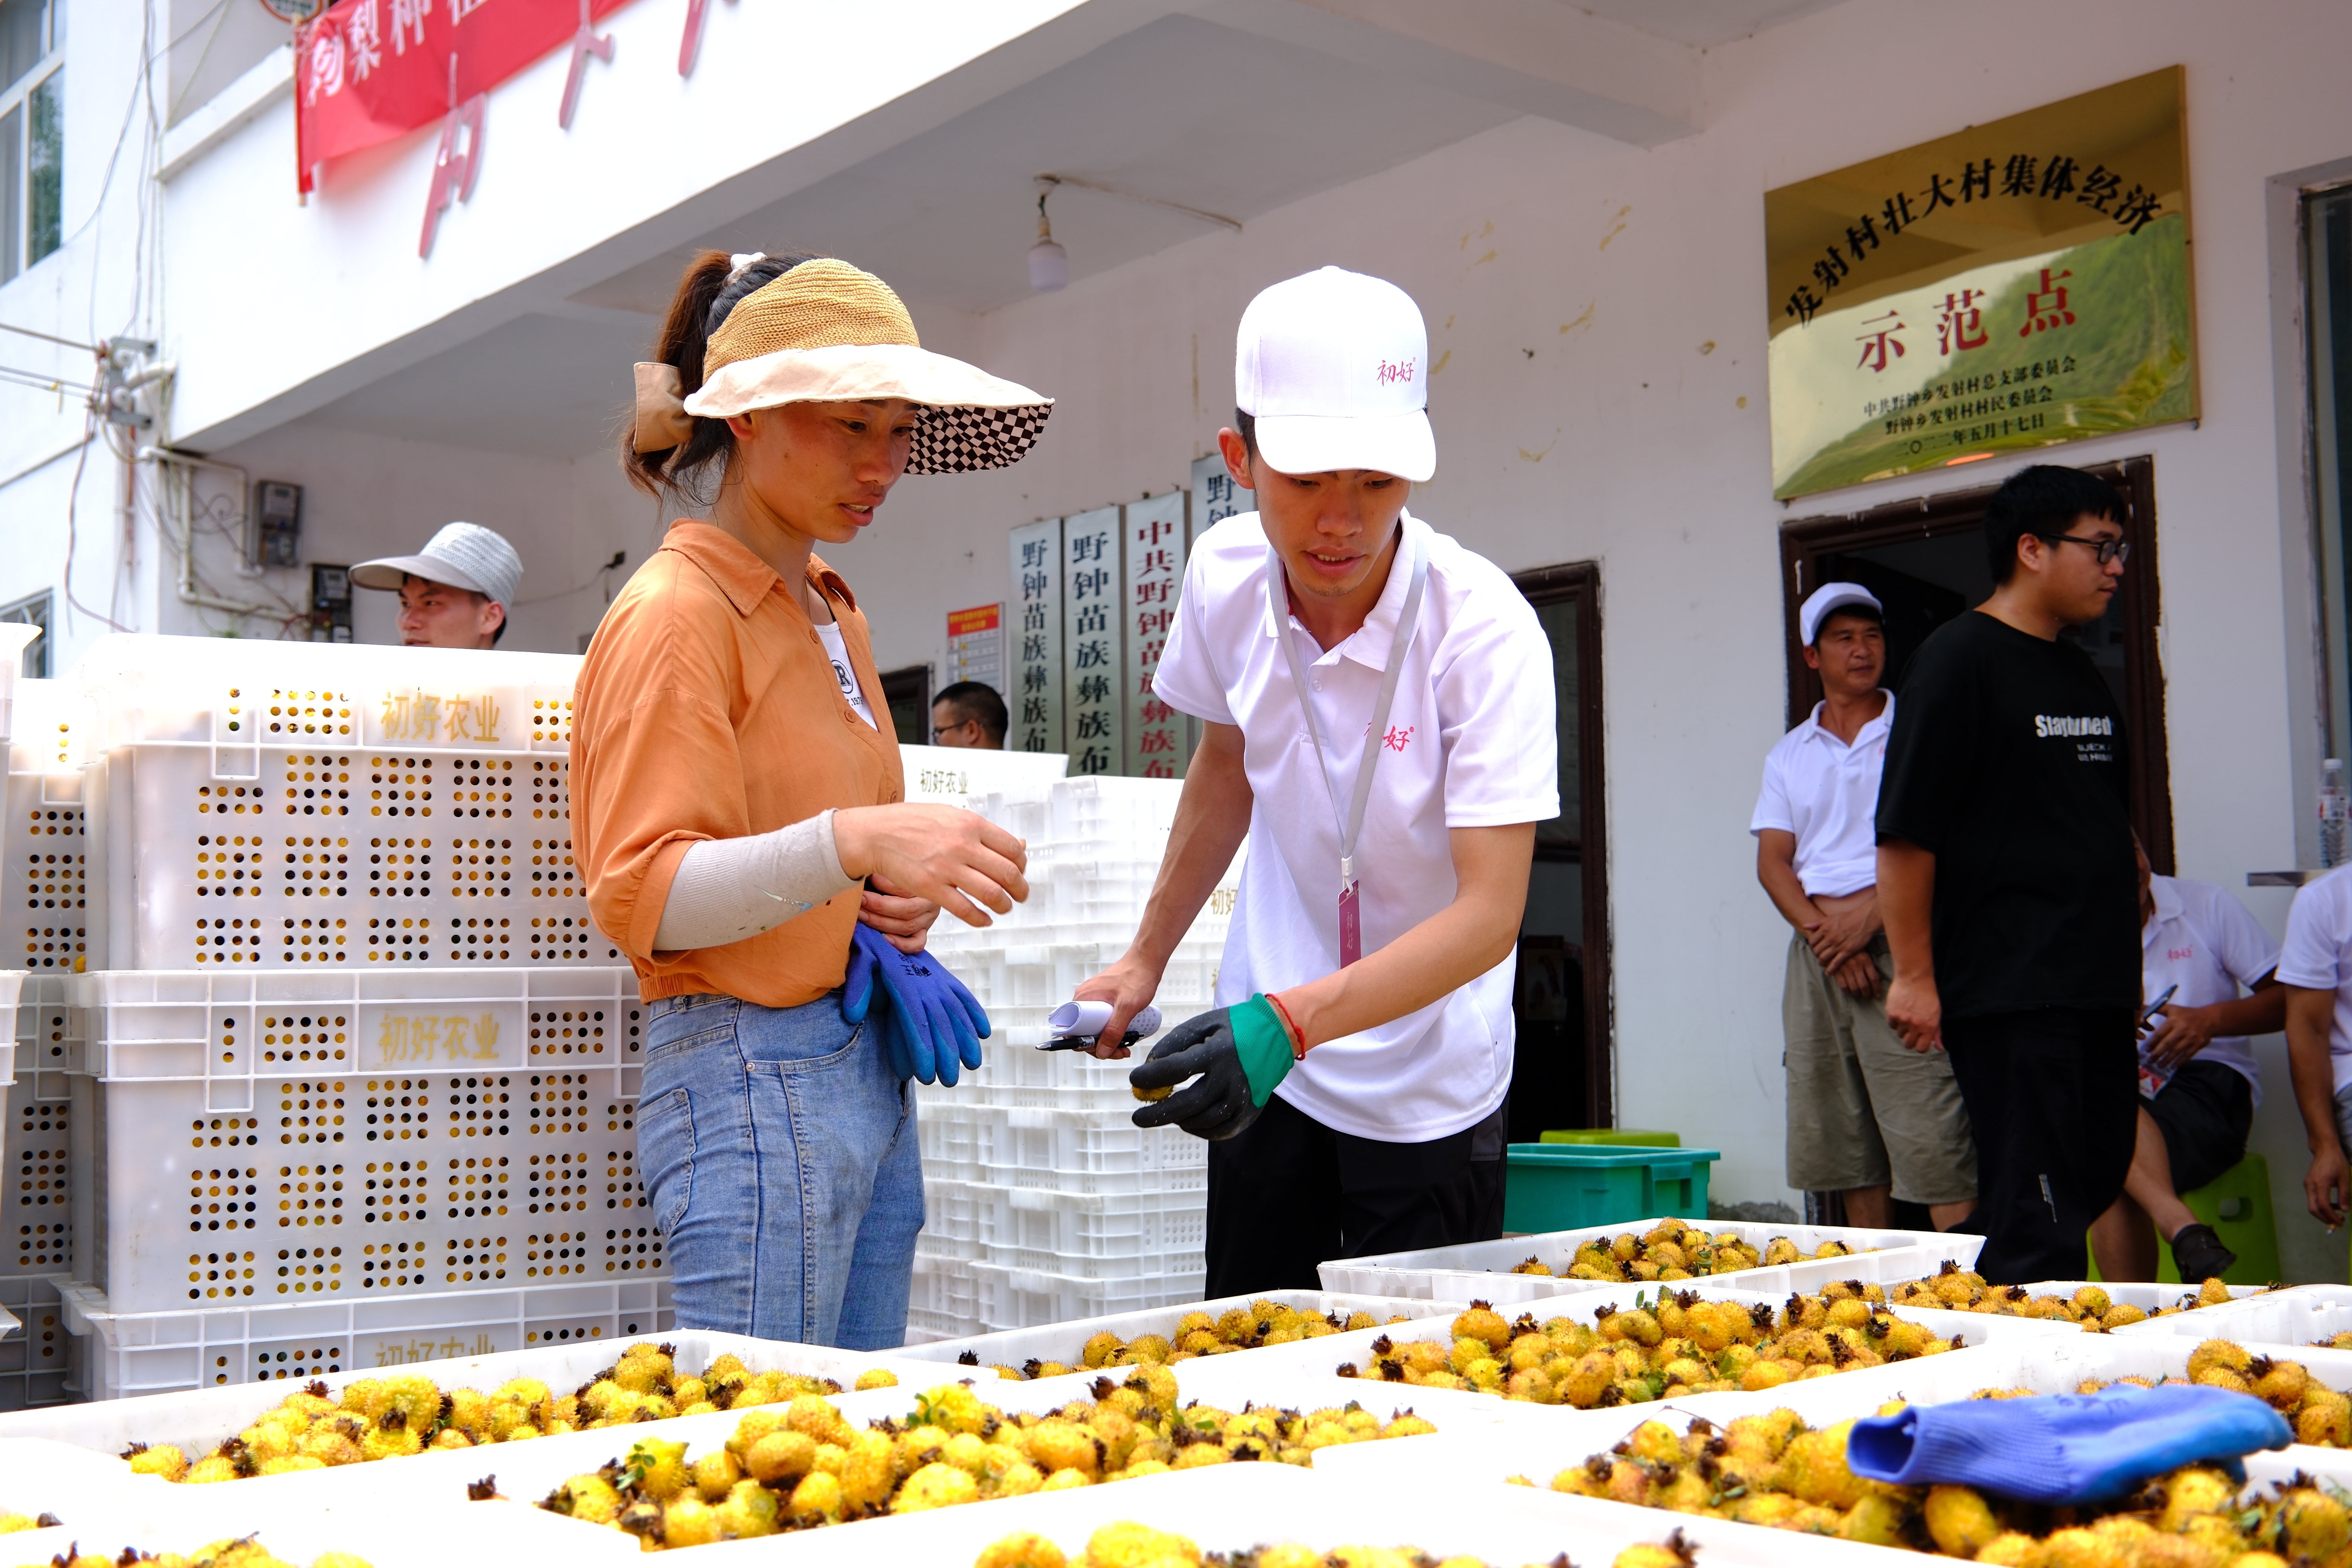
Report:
1777,455,2174,873
1510,560,1612,1127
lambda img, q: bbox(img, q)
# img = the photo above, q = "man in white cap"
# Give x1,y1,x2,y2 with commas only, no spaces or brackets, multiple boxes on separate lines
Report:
1076,266,1559,1294
350,522,524,649
1752,583,1975,1234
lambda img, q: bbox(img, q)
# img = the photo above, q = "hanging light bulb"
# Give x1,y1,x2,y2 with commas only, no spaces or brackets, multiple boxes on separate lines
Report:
1029,188,1069,293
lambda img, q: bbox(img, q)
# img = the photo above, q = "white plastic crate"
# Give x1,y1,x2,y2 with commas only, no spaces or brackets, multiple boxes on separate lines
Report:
2105,1281,2335,1341
59,1275,677,1400
914,1178,1205,1280
898,744,1068,804
0,1436,189,1540
908,1251,981,1340
1317,1217,1981,1303
5,677,96,984
971,1257,1206,1330
0,1326,937,1457
916,1099,1207,1195
0,1057,71,1280
0,1276,72,1409
892,1288,1465,1370
63,967,655,1314
700,1453,1736,1568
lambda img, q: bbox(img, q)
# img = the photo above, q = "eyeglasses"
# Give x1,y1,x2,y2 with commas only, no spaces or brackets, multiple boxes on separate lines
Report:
930,723,969,741
2036,531,2131,566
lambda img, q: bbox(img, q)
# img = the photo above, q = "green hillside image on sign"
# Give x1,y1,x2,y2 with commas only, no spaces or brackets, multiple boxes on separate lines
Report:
1765,68,2196,501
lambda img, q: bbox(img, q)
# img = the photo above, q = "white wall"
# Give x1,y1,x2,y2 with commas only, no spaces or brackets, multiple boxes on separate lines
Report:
840,0,2352,1277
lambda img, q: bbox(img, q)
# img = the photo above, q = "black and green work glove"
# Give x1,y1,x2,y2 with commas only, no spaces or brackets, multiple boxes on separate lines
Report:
1127,995,1295,1141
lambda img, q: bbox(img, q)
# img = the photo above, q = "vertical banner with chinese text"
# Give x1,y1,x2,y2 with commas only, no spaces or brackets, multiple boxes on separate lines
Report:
1008,520,1063,755
1765,67,2193,499
1189,452,1246,553
1062,505,1123,776
945,604,1004,696
1124,491,1187,779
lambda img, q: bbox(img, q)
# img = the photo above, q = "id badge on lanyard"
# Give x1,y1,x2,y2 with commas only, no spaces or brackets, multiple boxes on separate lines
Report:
1270,526,1430,968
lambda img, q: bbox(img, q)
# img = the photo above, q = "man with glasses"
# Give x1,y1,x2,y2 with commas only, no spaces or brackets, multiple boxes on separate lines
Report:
1875,464,2141,1283
930,681,1007,750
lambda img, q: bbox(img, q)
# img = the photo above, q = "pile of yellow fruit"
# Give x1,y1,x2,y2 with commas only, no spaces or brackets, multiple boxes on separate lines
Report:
1507,1221,1856,1282
1334,1293,1964,1407
1536,1404,2344,1566
1872,1264,2241,1329
25,1543,370,1568
0,1515,58,1537
120,1340,897,1483
974,1524,1555,1568
956,1300,1414,1381
537,1374,1437,1550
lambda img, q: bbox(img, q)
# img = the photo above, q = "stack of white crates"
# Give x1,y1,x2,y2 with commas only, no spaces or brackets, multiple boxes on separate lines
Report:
0,636,666,1401
910,773,1243,1340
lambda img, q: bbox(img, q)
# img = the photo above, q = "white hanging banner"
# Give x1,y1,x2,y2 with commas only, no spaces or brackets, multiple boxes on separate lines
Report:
1008,519,1063,755
1190,450,1246,553
1124,490,1187,779
1061,505,1123,776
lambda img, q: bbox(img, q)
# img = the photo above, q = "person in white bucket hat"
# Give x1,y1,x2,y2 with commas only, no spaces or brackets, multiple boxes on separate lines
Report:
1074,265,1560,1294
350,521,524,648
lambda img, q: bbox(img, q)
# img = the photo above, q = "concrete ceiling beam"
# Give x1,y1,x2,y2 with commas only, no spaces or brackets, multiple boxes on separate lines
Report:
1192,0,1701,146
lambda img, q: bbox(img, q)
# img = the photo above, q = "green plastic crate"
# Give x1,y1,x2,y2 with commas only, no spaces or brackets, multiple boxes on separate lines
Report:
1538,1129,1682,1147
1502,1144,1719,1233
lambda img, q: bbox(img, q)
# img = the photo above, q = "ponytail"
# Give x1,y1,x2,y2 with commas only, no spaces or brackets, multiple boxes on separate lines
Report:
620,248,824,507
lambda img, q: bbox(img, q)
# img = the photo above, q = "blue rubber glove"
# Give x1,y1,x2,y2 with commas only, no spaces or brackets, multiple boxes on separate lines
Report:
1847,1384,2291,1504
840,922,990,1086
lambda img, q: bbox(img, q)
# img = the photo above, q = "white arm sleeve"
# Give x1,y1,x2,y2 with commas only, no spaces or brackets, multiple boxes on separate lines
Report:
652,810,858,952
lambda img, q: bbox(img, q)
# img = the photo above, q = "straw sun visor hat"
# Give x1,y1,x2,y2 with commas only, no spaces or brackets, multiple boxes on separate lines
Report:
633,257,1053,474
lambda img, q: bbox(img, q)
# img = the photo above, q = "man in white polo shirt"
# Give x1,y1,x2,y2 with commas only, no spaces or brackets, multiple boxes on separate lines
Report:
1075,266,1558,1293
1753,583,1974,1233
2089,836,2280,1281
2279,865,2352,1228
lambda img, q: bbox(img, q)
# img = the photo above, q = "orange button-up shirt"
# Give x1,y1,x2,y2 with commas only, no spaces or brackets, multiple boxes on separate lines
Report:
573,521,903,1006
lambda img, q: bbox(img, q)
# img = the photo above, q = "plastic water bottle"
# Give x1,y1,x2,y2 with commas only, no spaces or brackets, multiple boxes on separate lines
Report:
2324,759,2349,868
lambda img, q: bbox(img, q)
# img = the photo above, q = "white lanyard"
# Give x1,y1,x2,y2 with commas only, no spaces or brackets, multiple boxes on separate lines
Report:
1269,525,1429,964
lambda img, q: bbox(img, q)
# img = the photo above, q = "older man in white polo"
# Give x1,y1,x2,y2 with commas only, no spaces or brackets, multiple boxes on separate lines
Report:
351,522,524,649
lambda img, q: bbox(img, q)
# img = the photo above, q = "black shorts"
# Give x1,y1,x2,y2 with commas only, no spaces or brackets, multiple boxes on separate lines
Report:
2145,1060,2254,1194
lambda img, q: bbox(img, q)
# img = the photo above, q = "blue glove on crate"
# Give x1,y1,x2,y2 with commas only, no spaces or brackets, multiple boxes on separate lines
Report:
1846,1383,2292,1504
841,922,991,1087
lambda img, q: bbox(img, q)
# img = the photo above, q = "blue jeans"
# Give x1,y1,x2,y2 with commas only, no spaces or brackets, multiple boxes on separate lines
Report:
637,991,923,1349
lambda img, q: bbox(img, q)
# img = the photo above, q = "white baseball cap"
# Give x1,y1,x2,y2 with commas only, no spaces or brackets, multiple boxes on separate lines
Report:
1799,581,1883,646
351,522,524,611
1235,266,1435,482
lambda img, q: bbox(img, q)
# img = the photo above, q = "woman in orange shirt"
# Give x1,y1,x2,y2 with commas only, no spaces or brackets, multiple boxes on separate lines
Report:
573,252,1049,1346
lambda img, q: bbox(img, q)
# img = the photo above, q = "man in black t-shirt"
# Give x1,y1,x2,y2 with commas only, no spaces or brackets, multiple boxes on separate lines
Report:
1875,464,2141,1284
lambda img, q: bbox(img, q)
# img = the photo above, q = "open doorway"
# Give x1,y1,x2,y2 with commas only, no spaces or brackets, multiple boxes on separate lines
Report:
1508,563,1611,1138
1778,455,2174,872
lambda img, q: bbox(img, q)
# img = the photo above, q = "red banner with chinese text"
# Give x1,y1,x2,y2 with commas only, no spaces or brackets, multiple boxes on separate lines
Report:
293,0,631,193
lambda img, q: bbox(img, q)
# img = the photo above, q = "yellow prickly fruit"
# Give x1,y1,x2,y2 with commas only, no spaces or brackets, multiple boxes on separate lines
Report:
975,1531,1070,1568
2159,1468,2239,1532
2252,1357,2311,1411
1975,1534,2036,1567
1925,1485,2002,1557
788,1468,845,1521
853,1368,899,1391
1626,1421,1685,1467
550,1473,623,1524
660,1497,720,1548
744,1430,817,1485
2185,1340,2252,1382
127,1445,189,1482
1841,1493,1912,1547
2276,1487,2352,1562
1612,1532,1697,1568
1453,1303,1511,1351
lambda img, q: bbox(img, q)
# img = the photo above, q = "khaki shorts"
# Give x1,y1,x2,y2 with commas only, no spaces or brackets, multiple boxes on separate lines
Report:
1783,932,1977,1205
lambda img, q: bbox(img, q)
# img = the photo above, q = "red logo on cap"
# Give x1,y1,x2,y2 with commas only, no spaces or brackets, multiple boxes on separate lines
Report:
1376,358,1416,386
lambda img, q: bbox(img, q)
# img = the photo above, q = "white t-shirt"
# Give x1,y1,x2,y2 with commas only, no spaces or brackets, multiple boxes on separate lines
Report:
2278,865,2352,1093
1152,510,1560,1142
1748,692,1894,898
2140,874,2278,1104
814,620,878,730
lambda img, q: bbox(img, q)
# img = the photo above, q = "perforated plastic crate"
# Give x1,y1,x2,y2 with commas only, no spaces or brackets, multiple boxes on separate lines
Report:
915,1099,1206,1195
0,1275,74,1409
6,677,95,978
60,1275,674,1400
971,1257,1207,1330
922,1178,1206,1279
63,967,657,1314
908,1251,981,1340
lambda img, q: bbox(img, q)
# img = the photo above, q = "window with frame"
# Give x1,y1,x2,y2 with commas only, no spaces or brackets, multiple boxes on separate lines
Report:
0,0,62,286
0,590,48,678
2311,185,2352,761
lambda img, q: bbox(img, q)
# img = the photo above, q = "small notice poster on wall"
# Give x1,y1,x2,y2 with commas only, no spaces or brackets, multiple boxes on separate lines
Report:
1124,491,1187,779
1062,505,1123,776
945,603,1004,694
1008,520,1062,754
1190,451,1246,550
1765,67,2194,500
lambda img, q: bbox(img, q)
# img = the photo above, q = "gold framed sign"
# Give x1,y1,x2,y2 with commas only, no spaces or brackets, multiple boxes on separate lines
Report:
1766,68,2195,501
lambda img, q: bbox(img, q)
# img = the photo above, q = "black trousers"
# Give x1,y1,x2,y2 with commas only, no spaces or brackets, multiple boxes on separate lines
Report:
1203,1092,1506,1297
1940,1006,2138,1285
